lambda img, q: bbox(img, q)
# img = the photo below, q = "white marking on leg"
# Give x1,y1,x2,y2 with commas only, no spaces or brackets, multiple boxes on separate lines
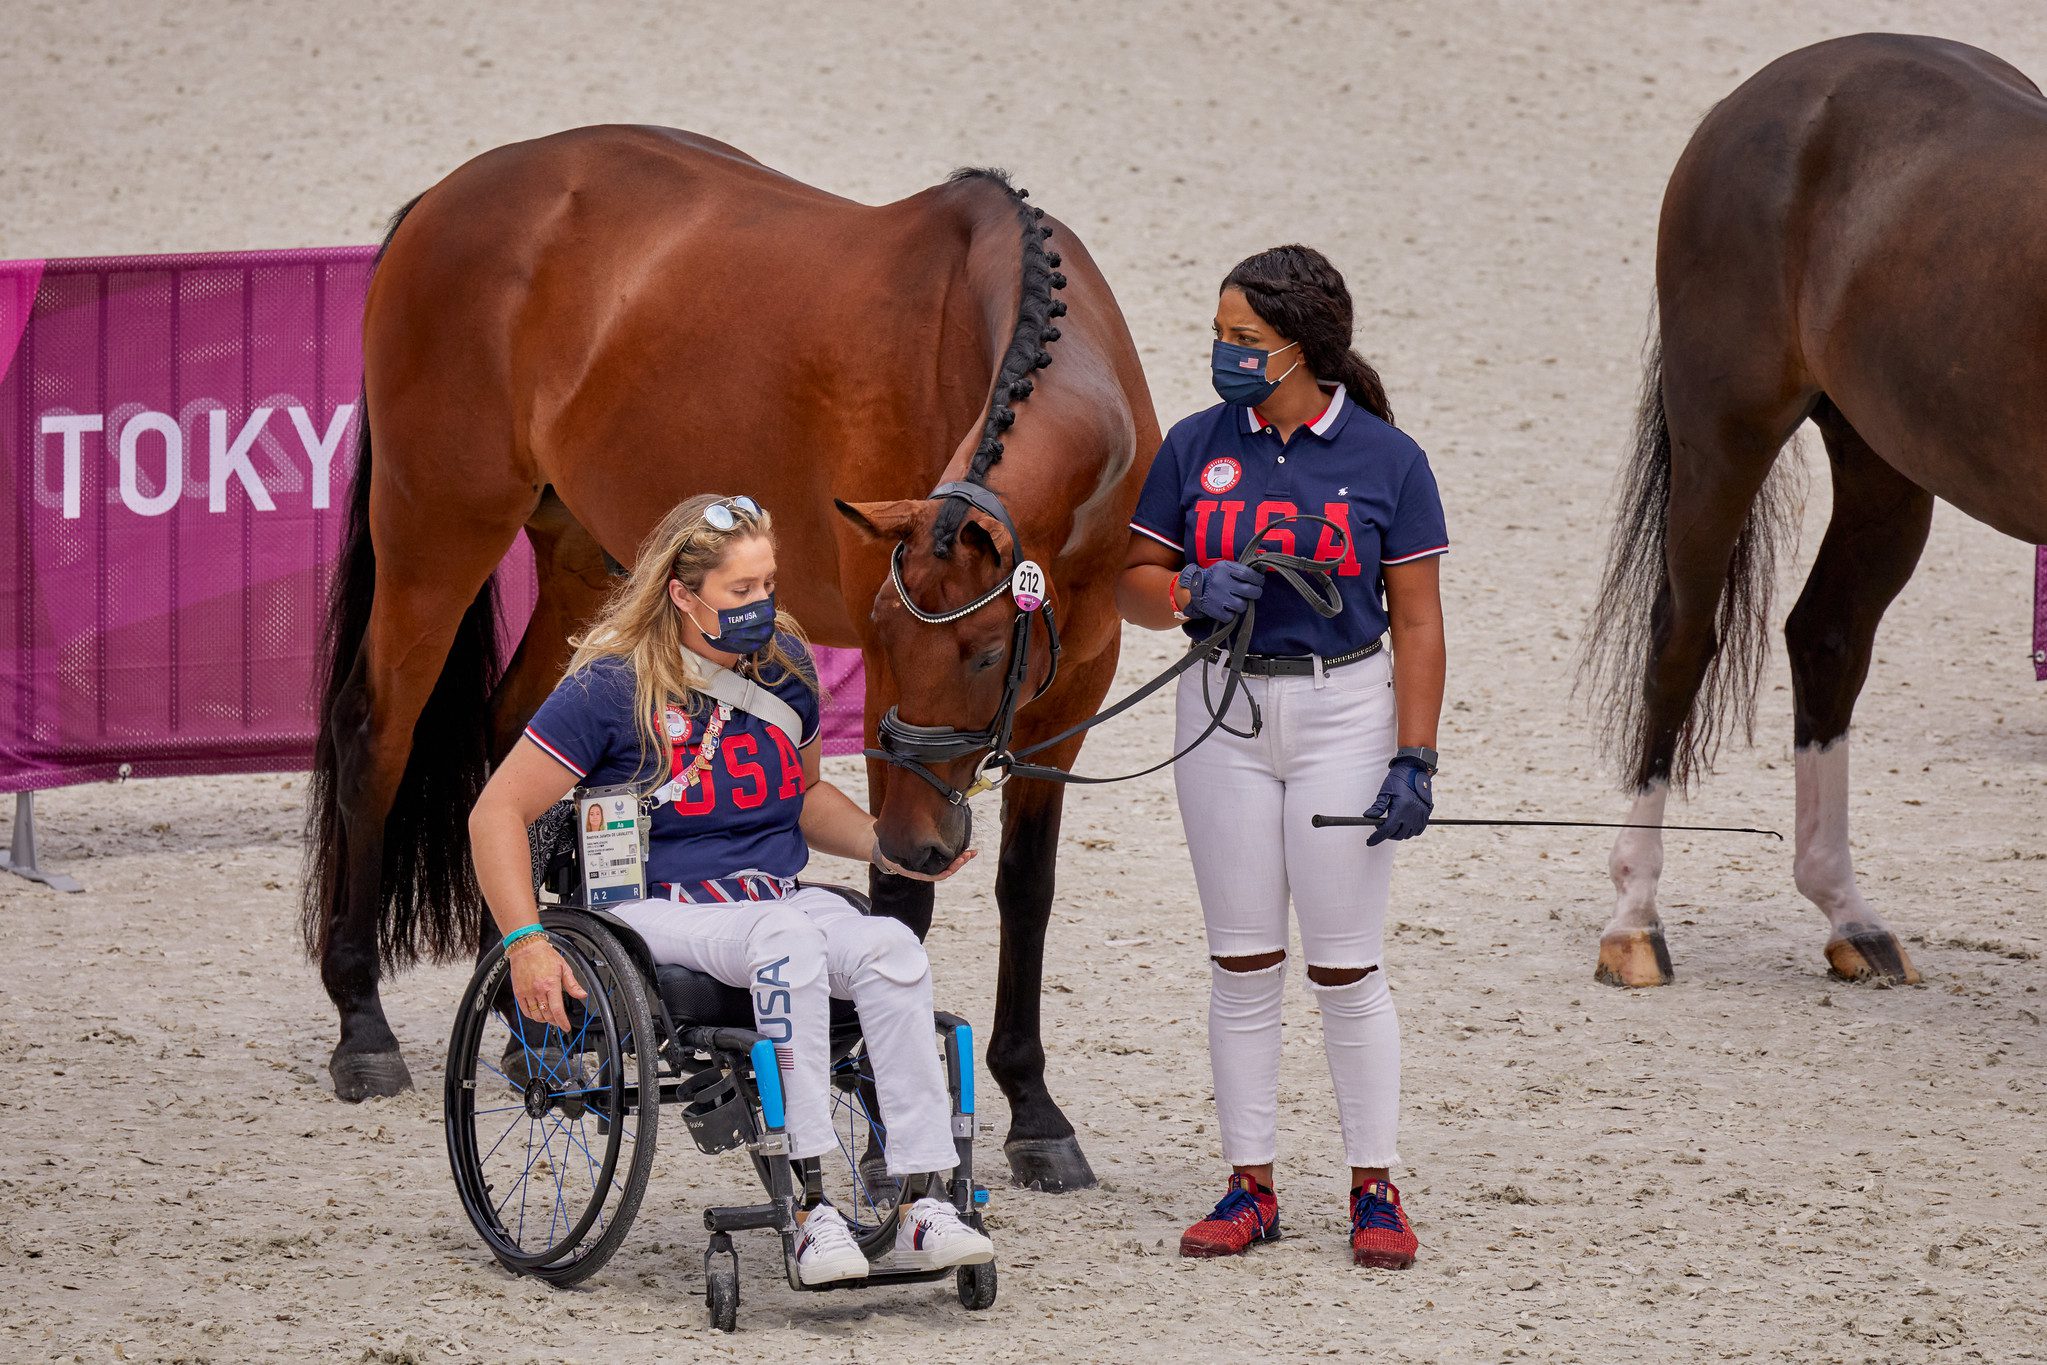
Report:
1793,738,1889,939
1603,781,1668,937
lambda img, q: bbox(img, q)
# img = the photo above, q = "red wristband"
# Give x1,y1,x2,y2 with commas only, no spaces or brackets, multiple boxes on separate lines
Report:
1165,569,1184,620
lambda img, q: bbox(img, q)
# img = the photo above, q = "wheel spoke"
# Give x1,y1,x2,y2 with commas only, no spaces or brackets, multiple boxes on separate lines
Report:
509,1116,538,1240
475,1052,521,1091
539,1114,577,1249
476,1109,526,1167
555,1107,606,1195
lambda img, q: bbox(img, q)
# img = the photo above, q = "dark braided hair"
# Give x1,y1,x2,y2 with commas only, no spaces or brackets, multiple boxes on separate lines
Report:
931,167,1067,557
1221,245,1393,425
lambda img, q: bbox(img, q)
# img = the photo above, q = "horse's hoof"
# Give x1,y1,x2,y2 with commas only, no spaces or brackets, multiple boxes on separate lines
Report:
1004,1136,1098,1192
330,1047,414,1102
1595,927,1674,988
1826,928,1921,986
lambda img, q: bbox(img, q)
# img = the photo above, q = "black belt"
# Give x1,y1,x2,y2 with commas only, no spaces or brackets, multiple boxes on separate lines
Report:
1213,636,1384,677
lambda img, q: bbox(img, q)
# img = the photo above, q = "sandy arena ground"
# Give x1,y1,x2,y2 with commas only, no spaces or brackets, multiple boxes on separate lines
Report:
4,2,2045,1361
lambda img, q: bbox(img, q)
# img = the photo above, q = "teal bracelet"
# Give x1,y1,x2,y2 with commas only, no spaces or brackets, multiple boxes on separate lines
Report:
502,923,547,950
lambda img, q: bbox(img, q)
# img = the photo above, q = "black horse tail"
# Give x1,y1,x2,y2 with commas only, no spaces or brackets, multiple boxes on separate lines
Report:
1579,333,1796,792
301,194,503,969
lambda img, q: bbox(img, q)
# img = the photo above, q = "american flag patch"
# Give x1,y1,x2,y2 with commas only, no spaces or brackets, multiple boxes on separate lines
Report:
1238,355,1261,369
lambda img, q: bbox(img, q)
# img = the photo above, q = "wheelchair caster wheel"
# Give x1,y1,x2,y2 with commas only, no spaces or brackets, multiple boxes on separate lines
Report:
705,1236,739,1333
956,1259,997,1311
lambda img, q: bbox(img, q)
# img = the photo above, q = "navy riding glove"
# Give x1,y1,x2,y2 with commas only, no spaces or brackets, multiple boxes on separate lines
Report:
1184,560,1265,623
1363,756,1434,846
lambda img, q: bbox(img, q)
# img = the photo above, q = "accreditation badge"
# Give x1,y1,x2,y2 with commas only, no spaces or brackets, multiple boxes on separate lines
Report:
576,783,648,906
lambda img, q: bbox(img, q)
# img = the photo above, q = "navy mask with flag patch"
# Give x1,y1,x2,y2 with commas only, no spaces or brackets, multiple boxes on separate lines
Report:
1211,339,1301,406
689,592,778,655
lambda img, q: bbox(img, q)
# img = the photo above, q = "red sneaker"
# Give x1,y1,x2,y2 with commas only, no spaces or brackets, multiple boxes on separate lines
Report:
1178,1173,1280,1258
1349,1180,1418,1268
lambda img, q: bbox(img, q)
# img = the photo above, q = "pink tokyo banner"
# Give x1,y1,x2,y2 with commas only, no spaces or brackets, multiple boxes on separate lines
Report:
0,246,865,793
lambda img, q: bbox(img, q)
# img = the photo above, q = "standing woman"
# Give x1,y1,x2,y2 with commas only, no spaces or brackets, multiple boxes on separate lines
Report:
1115,246,1448,1269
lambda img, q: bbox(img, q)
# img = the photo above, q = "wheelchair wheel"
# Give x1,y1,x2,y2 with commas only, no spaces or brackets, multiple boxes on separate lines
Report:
957,1259,997,1310
705,1233,739,1333
444,914,659,1286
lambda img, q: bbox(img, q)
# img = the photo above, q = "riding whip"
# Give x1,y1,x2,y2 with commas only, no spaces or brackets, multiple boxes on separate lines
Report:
1309,814,1782,839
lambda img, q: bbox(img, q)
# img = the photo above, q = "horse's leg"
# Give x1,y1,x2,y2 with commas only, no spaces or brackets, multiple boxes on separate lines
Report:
325,489,531,1100
1785,402,1931,985
1596,382,1805,988
989,774,1094,1191
482,497,614,993
488,492,617,761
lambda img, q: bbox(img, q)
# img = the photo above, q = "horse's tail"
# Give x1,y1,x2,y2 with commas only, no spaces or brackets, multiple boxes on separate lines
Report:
301,194,503,969
1579,333,1796,792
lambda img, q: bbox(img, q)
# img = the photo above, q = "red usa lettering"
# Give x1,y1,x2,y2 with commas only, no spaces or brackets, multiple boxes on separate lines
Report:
1192,498,1359,575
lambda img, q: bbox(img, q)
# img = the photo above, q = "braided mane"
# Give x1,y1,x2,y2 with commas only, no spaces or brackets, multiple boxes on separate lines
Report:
931,167,1069,557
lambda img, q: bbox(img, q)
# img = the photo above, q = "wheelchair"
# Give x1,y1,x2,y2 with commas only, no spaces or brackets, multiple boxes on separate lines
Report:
442,802,995,1330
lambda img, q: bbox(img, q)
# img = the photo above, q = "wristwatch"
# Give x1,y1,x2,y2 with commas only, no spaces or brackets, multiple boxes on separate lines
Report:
1172,564,1200,621
1392,745,1439,775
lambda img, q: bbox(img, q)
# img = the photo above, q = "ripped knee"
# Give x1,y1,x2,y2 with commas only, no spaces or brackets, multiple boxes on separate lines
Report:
1306,963,1378,988
1213,950,1286,973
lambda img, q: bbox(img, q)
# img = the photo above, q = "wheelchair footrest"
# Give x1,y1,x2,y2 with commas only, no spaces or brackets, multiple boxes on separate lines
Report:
704,1203,787,1234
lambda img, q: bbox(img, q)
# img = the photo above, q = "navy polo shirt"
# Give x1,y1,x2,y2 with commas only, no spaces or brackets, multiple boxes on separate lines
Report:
1129,385,1448,656
522,640,822,889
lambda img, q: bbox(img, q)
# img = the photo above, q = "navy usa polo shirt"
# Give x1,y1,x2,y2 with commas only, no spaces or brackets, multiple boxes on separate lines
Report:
523,641,821,890
1130,385,1449,655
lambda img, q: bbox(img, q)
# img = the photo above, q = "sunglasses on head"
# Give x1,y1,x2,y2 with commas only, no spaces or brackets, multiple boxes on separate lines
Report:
702,495,762,531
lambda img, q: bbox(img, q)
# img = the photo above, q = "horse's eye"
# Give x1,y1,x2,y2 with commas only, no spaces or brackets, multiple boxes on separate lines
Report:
973,649,1004,672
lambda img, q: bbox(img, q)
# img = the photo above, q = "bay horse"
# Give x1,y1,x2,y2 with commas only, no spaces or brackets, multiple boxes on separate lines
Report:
1584,33,2047,989
302,126,1156,1192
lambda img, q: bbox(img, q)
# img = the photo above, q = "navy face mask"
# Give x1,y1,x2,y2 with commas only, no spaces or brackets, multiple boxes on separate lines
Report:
1211,339,1301,406
686,591,778,655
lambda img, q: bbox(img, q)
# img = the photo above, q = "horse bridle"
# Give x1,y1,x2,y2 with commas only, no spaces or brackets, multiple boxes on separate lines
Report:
868,481,1062,805
867,479,1352,806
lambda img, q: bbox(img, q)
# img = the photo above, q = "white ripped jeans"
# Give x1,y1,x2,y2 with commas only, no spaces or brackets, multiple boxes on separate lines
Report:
611,884,959,1176
1173,648,1402,1169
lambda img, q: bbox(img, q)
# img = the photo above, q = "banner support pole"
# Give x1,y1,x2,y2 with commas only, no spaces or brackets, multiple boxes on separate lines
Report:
1,792,84,893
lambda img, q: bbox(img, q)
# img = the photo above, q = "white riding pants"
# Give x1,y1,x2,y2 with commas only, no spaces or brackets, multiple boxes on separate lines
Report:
1173,648,1403,1169
610,884,959,1176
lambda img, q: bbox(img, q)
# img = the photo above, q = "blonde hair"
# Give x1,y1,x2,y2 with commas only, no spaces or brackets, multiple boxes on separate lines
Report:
564,494,818,788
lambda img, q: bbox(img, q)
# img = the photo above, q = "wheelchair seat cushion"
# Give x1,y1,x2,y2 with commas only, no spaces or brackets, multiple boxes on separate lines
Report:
654,963,858,1031
655,963,754,1028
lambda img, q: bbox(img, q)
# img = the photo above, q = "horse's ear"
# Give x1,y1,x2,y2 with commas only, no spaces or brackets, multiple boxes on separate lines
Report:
956,512,1011,562
834,498,922,542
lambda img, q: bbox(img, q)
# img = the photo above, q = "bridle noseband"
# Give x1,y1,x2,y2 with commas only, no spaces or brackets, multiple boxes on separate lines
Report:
868,481,1062,805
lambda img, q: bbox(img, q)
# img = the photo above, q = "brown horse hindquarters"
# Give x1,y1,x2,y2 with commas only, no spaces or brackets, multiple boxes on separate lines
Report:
1590,35,2047,990
1783,45,2047,542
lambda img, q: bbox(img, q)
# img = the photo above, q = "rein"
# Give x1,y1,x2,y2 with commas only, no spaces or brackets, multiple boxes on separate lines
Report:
866,482,1349,804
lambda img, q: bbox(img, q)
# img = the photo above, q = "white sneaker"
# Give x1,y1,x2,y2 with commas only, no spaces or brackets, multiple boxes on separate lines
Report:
794,1203,870,1285
894,1197,995,1270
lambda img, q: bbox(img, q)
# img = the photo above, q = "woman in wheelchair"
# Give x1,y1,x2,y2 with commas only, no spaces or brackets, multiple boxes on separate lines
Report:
468,492,994,1287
